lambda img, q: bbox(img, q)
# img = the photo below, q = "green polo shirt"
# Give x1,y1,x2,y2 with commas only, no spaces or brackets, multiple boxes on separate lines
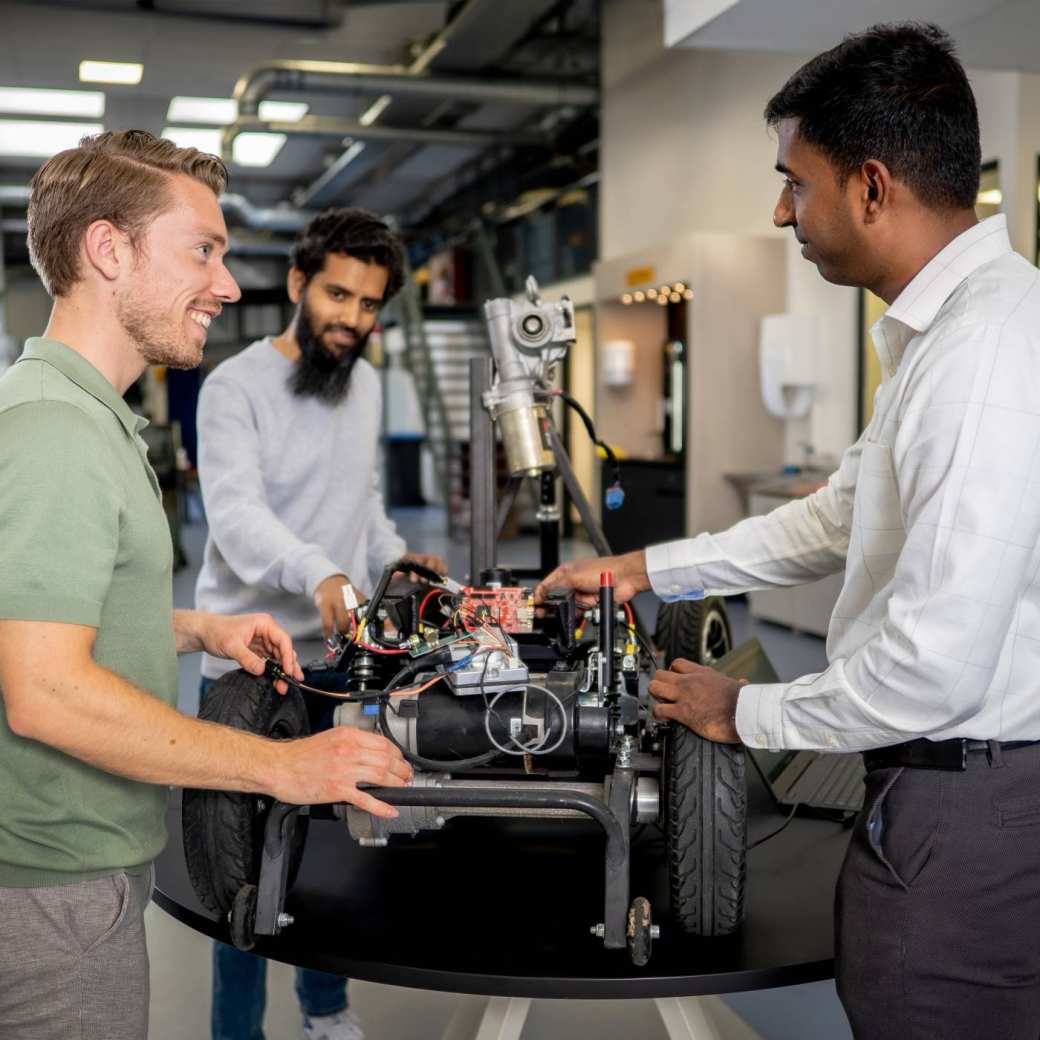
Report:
0,337,177,887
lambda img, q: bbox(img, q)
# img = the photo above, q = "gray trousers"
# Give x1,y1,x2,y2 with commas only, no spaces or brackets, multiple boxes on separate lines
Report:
0,867,153,1039
837,745,1040,1039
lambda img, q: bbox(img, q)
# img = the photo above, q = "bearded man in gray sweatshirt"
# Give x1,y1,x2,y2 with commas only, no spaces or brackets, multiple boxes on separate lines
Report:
194,209,445,1040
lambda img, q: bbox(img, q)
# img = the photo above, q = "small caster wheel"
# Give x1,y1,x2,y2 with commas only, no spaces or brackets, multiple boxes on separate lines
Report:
627,896,653,967
228,884,258,952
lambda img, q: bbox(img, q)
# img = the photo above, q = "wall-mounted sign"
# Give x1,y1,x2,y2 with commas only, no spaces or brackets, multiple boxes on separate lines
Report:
625,265,656,288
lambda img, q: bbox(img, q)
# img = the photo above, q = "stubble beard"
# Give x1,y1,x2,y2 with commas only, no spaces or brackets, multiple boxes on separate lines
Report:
117,282,204,371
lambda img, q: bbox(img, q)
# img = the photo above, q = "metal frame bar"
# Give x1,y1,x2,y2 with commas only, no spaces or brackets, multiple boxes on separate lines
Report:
470,356,496,582
251,784,632,952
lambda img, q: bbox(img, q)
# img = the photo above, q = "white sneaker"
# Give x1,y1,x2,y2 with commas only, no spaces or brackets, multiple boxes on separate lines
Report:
302,1007,364,1040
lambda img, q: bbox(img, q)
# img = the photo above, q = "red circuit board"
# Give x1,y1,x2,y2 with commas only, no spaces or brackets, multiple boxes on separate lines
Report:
460,586,534,633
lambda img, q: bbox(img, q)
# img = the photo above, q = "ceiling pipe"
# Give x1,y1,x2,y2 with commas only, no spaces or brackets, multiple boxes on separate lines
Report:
290,0,492,210
218,193,312,233
229,0,597,125
233,62,598,118
243,0,597,202
221,116,543,160
0,185,311,234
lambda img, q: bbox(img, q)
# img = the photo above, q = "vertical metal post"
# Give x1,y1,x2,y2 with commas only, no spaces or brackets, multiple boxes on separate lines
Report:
538,472,560,575
469,357,495,583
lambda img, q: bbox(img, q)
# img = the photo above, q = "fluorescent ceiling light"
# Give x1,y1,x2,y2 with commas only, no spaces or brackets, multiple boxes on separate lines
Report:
161,126,222,153
0,120,104,157
79,60,143,86
258,100,308,122
233,132,286,167
167,96,309,125
358,94,392,127
167,96,236,124
335,140,366,168
0,87,104,119
976,188,1002,206
163,126,287,166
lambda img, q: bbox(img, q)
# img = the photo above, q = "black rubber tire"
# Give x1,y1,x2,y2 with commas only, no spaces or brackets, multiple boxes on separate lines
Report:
662,724,747,936
653,597,732,667
182,670,310,917
655,599,746,937
229,883,258,952
626,895,653,967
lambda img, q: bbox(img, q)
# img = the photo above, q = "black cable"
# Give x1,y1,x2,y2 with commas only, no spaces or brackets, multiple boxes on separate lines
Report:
378,695,501,772
362,558,448,649
634,626,660,671
375,647,502,771
555,391,622,488
264,660,372,702
747,801,799,850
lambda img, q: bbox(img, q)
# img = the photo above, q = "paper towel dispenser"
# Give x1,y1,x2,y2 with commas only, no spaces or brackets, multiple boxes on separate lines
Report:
759,313,818,419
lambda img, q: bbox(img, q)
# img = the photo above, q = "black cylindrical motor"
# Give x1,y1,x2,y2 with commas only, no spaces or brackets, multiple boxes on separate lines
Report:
410,678,611,771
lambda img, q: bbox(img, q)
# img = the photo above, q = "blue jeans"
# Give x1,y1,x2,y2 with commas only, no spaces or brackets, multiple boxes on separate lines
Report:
211,943,347,1040
200,677,349,1040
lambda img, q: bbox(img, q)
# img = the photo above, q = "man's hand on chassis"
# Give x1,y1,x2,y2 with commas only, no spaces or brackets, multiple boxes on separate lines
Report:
648,658,746,743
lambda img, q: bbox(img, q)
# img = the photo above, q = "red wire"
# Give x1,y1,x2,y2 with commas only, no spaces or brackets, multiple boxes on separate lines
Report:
418,588,440,621
623,602,635,627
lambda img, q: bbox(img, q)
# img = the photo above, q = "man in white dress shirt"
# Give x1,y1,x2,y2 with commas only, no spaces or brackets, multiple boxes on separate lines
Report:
538,23,1040,1039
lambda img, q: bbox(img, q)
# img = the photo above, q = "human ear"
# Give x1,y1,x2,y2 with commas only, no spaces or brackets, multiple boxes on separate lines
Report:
81,219,128,283
286,267,306,305
860,159,893,224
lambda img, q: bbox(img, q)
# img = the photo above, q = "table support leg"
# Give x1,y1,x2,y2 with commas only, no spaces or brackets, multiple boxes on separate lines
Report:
442,995,532,1040
655,996,763,1040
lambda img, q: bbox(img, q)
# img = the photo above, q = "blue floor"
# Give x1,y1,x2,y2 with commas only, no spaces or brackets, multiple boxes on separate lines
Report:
173,505,851,1040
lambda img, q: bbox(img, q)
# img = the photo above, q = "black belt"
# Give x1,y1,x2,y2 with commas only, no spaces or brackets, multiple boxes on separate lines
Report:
863,737,1040,772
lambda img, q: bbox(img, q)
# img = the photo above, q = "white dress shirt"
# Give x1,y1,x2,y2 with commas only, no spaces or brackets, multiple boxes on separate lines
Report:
646,215,1040,751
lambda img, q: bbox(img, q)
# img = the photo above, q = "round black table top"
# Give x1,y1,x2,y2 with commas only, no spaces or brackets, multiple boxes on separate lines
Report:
154,783,852,1000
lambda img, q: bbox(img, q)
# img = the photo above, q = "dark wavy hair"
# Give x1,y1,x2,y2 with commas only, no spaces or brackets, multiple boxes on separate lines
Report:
290,207,406,300
764,22,980,211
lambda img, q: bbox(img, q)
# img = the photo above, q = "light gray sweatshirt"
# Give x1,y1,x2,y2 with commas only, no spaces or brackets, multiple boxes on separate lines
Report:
194,337,406,679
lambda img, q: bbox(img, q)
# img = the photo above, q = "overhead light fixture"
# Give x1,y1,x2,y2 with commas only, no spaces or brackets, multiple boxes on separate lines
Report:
621,293,633,305
359,94,392,128
646,288,658,300
233,132,287,167
79,60,143,86
683,289,694,300
0,120,104,157
167,96,310,125
258,100,308,122
673,282,686,292
976,188,1002,206
633,290,645,303
669,291,681,304
0,87,104,119
167,96,236,125
332,139,367,169
161,126,222,153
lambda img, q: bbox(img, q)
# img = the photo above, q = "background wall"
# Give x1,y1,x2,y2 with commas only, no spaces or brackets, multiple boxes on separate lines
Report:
599,0,1040,471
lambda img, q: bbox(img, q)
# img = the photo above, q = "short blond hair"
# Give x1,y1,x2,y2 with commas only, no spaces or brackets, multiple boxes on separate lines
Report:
27,129,229,297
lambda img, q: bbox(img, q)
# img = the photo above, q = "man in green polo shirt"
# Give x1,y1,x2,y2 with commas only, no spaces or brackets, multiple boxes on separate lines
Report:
0,130,412,1040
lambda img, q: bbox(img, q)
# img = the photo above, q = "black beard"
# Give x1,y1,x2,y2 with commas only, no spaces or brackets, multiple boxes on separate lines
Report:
289,297,367,403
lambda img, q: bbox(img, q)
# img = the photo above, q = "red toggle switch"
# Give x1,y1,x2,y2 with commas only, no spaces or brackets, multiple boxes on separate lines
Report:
600,571,615,587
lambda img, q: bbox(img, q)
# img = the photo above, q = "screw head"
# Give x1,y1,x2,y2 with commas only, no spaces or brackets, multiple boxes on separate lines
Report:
276,912,294,929
589,923,605,938
650,925,661,939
